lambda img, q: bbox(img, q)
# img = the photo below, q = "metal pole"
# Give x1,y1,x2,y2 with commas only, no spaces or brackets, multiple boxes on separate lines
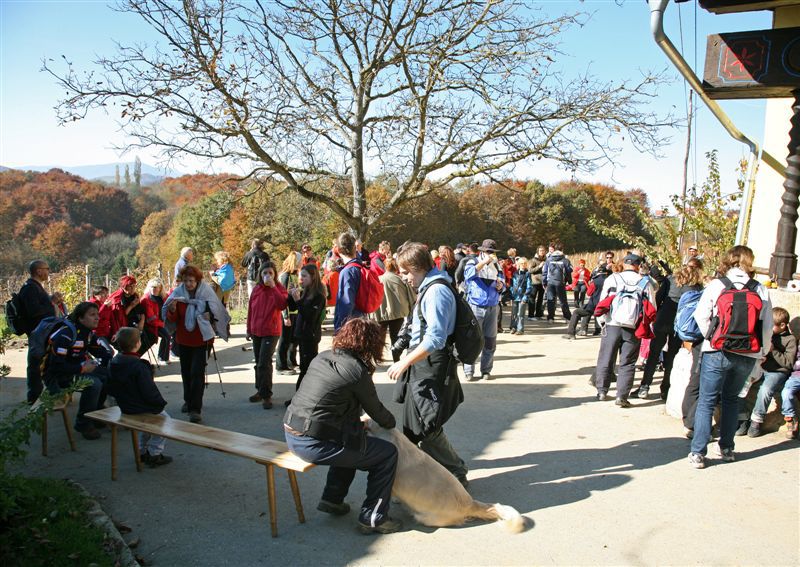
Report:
770,89,800,286
677,90,693,254
649,0,767,246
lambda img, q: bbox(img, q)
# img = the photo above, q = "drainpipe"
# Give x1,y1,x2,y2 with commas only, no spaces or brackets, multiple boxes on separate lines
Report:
649,0,759,246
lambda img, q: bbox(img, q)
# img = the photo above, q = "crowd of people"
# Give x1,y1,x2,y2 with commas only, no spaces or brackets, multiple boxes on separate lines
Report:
10,233,798,534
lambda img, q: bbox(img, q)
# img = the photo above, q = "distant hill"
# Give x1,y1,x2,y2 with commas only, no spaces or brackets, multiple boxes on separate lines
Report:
2,161,183,184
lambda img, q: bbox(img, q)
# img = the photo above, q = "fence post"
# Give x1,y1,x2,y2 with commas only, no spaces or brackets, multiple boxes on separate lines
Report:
84,264,90,301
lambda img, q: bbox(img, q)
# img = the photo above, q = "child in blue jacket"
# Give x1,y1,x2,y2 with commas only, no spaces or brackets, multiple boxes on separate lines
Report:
510,258,532,334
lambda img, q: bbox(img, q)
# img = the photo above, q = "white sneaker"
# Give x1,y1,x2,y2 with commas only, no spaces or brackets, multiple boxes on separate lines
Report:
688,452,705,469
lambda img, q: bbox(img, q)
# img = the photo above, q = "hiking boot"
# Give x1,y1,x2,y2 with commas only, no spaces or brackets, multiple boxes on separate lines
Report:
737,421,762,437
785,417,799,440
147,454,173,468
596,392,609,402
637,387,649,399
735,420,749,436
481,373,493,381
688,452,705,469
317,500,350,516
262,398,273,409
248,393,263,403
181,402,188,414
189,412,202,424
358,517,403,535
615,398,631,408
77,426,101,440
719,447,735,462
561,334,575,340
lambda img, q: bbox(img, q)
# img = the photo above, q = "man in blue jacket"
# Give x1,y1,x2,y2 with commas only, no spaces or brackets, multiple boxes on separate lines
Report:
388,242,468,488
333,232,364,333
462,239,505,381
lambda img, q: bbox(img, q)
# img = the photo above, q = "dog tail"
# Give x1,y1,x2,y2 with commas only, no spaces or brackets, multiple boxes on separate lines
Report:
470,501,527,533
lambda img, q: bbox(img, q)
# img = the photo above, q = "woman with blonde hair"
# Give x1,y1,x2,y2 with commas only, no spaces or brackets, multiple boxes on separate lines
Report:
209,251,236,307
687,246,773,469
277,251,302,373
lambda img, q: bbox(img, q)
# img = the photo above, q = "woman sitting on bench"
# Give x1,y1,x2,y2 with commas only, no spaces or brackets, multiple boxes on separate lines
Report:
283,318,402,535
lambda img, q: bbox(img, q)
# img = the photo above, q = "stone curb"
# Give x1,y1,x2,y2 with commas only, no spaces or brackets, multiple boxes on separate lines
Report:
69,480,140,567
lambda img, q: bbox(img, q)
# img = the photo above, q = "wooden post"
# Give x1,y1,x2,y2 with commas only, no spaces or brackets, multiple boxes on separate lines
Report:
770,89,800,286
84,264,90,300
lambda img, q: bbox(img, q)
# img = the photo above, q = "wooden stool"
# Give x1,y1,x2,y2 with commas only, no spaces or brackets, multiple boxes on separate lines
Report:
31,394,76,456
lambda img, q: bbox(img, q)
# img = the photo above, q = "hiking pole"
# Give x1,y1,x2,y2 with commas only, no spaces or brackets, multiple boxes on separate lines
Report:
209,343,226,398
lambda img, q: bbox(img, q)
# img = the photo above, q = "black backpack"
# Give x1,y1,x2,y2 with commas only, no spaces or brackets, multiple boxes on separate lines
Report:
246,251,264,281
417,279,484,364
4,292,27,336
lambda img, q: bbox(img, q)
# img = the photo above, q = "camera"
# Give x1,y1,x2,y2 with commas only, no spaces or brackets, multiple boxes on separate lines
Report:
391,316,412,358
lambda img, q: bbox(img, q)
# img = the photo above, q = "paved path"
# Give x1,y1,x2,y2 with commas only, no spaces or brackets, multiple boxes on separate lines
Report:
2,319,798,565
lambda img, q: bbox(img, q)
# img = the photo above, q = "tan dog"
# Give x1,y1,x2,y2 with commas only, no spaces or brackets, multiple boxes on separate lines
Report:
364,419,527,532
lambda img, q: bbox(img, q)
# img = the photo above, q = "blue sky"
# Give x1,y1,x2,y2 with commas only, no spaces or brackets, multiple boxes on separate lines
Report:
0,1,772,209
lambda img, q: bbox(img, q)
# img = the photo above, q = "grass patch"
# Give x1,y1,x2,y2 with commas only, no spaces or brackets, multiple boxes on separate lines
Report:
229,306,247,325
0,477,116,567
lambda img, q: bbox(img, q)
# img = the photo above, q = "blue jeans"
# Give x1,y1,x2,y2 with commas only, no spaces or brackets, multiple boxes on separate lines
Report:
691,351,757,455
285,432,397,527
463,303,499,376
750,371,789,423
781,376,800,418
546,283,571,320
140,410,169,455
510,300,527,332
45,369,107,431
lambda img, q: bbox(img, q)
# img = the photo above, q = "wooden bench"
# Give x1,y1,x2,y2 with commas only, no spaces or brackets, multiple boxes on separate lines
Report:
31,394,76,456
85,407,316,537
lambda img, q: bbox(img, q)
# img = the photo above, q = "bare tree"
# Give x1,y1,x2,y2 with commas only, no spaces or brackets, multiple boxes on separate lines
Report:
45,0,673,238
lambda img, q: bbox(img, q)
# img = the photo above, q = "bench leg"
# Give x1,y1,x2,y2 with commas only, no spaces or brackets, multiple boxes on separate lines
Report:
131,429,142,472
111,424,118,481
287,470,305,524
61,408,76,451
41,414,48,457
265,464,278,537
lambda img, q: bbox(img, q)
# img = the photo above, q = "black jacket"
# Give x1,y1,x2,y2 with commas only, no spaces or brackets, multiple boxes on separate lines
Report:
44,322,111,386
288,292,326,343
284,349,395,450
108,353,167,414
18,278,55,335
585,271,608,314
454,254,477,286
394,349,463,442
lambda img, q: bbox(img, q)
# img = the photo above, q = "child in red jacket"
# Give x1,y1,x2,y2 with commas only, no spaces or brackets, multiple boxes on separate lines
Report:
246,261,288,409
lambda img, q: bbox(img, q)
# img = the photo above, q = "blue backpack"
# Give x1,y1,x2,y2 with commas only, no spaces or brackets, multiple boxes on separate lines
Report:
674,290,704,341
29,316,77,359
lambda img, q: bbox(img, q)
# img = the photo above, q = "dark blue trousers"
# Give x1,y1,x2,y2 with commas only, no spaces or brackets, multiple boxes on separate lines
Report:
286,432,397,527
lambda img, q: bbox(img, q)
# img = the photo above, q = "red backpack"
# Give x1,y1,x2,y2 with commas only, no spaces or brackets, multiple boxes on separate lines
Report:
708,277,763,353
354,261,385,314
